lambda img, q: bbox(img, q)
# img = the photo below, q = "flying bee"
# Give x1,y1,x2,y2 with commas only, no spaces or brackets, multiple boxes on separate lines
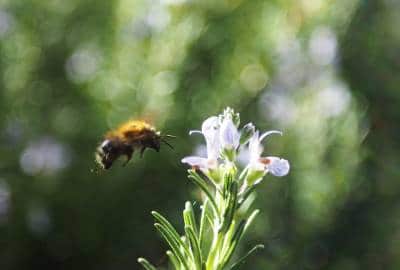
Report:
95,120,175,170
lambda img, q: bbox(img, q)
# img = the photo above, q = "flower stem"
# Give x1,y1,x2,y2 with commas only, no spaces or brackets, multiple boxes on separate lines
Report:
206,230,225,270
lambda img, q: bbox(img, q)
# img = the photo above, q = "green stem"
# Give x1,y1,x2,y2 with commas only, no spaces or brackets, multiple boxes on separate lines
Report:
205,230,225,270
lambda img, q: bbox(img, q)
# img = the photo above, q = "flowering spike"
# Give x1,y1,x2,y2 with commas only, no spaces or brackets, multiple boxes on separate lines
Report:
143,107,290,270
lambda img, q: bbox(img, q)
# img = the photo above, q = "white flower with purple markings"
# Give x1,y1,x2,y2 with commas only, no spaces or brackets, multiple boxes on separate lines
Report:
182,107,289,185
181,116,220,172
245,130,289,184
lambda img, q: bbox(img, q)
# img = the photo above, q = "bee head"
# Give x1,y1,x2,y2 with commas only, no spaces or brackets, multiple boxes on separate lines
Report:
96,139,120,169
144,135,161,152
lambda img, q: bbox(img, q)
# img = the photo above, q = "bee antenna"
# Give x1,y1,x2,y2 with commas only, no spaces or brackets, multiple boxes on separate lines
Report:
162,134,177,139
161,138,174,149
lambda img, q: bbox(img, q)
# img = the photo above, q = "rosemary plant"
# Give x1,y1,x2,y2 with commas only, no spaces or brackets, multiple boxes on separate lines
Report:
138,108,290,270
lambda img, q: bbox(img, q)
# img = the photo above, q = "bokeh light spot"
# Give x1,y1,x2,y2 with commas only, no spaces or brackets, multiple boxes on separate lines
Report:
309,27,337,66
65,47,101,83
240,64,269,93
20,137,71,176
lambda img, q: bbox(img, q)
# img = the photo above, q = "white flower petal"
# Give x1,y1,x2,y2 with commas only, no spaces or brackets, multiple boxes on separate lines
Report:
266,157,290,177
248,131,263,162
207,137,220,160
219,117,240,149
201,116,219,136
199,116,221,160
181,156,208,168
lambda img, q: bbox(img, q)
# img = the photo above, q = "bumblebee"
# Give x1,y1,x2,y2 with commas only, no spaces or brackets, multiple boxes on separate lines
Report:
95,120,174,170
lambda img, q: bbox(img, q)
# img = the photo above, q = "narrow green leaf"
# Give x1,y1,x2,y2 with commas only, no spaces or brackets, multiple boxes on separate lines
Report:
137,257,157,270
243,209,260,234
220,220,237,258
154,223,190,270
188,171,219,217
183,201,198,236
205,215,214,230
152,211,181,241
151,211,191,259
237,192,256,215
166,250,181,270
198,198,209,250
223,173,233,199
219,220,246,268
237,167,248,186
238,184,257,207
229,244,264,270
188,169,220,189
220,181,238,233
185,226,202,270
220,210,261,268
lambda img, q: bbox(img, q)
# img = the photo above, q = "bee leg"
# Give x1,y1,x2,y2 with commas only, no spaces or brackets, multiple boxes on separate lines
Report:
140,146,146,158
122,149,133,167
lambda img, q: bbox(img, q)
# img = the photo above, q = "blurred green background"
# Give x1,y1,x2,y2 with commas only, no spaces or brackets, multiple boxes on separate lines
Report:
1,0,399,269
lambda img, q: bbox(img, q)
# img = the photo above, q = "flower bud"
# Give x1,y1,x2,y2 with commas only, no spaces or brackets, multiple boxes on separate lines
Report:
220,117,240,150
219,116,240,162
232,112,240,127
221,107,240,127
239,123,255,145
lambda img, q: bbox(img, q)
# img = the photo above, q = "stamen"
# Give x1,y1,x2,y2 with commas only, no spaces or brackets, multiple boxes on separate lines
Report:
259,130,282,142
259,157,271,165
189,130,202,135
